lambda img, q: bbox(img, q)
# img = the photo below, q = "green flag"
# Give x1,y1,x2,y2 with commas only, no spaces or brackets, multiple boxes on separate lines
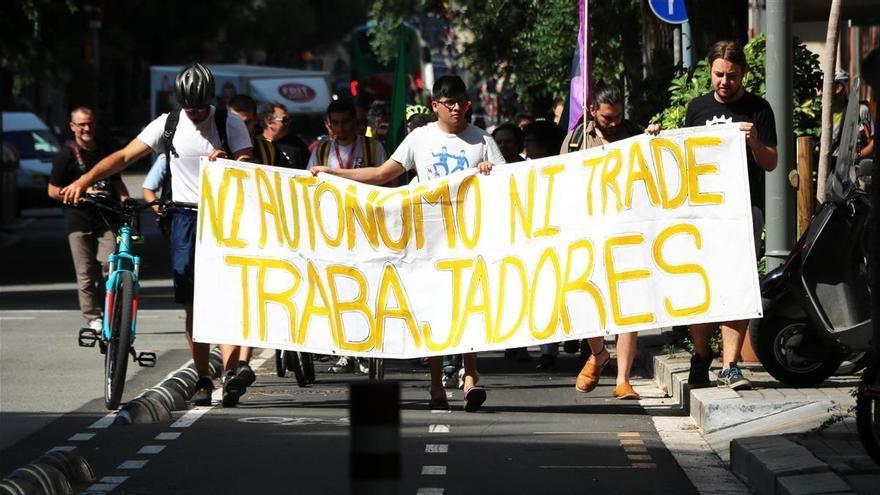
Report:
387,25,407,154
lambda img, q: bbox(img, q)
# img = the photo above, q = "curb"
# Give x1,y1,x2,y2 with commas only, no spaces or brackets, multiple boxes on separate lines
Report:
648,344,861,494
115,347,223,426
0,451,96,495
730,436,852,495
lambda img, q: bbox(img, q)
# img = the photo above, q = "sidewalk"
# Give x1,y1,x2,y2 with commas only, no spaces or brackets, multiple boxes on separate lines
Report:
646,337,880,495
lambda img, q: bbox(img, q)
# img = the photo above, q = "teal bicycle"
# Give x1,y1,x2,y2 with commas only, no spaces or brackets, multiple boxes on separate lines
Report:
77,194,194,409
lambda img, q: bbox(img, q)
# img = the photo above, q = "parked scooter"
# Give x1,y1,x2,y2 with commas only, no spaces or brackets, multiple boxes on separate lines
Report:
751,79,873,387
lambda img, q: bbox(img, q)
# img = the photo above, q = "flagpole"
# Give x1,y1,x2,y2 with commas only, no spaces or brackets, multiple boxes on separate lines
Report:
581,0,588,151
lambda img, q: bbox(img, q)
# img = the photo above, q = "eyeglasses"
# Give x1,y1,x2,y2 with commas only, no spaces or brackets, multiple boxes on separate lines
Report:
435,98,469,111
71,122,94,129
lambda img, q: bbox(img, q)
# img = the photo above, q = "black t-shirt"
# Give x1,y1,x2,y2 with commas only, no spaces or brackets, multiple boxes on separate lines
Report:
49,142,117,233
685,91,777,210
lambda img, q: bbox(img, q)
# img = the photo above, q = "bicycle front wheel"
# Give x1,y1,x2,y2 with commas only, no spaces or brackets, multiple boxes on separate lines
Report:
284,351,308,388
105,272,134,409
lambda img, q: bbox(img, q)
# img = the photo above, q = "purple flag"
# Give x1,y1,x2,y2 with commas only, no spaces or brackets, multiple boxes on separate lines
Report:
568,0,592,131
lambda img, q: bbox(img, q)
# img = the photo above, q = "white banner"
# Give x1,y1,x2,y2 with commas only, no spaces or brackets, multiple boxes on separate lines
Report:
193,124,760,358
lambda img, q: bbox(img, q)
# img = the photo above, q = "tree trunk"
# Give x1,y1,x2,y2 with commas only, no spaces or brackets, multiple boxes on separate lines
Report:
816,0,842,204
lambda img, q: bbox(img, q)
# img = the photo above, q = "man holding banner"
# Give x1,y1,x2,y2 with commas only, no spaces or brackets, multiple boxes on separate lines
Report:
311,75,506,412
684,40,778,391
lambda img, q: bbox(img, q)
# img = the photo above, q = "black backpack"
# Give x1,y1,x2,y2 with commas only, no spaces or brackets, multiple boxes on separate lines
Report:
160,108,230,200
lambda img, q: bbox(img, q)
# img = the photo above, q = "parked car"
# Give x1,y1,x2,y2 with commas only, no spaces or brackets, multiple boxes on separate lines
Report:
2,111,61,209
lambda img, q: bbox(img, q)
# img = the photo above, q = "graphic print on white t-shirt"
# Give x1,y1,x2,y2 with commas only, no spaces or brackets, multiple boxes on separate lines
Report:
390,122,505,182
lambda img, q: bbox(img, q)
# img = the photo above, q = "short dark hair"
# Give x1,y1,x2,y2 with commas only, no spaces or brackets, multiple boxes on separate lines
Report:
228,94,256,115
492,123,524,149
707,40,748,73
261,102,287,122
523,120,564,158
327,98,357,119
591,85,623,107
433,75,467,99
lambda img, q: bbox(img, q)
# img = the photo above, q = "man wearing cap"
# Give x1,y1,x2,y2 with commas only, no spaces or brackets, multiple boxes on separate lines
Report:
831,69,874,161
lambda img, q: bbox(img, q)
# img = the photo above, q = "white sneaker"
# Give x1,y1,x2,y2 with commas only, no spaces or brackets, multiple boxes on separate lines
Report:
88,318,102,331
329,356,354,373
356,358,370,375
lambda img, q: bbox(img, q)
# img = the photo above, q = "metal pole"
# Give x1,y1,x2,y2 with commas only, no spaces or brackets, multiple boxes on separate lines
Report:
673,25,682,67
764,0,794,270
682,21,692,69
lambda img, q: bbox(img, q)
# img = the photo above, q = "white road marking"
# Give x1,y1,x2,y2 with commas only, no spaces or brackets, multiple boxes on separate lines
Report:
428,424,450,433
171,406,212,428
47,446,76,453
68,433,95,441
155,432,181,440
421,465,447,475
137,445,165,454
100,477,129,483
118,460,148,469
425,444,448,453
89,412,117,429
82,483,116,493
416,489,444,495
430,409,451,414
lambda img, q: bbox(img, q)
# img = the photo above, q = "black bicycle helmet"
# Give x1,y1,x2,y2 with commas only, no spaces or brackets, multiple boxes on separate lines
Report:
174,63,215,108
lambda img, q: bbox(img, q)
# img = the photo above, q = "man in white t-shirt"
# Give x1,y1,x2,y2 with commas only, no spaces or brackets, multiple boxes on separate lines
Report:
311,75,505,412
62,63,253,408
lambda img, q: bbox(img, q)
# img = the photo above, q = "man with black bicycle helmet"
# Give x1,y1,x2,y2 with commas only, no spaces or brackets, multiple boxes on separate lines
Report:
62,63,253,407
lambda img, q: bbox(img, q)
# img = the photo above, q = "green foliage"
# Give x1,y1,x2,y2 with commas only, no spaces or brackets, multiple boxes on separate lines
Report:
653,34,822,137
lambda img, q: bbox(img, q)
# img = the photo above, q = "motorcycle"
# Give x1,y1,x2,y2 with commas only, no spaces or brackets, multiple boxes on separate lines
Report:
751,79,873,387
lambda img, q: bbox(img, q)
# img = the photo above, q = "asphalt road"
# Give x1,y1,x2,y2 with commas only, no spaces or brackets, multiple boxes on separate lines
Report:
0,183,713,494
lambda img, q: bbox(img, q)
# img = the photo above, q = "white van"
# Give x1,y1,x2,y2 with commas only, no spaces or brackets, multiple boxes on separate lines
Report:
2,112,61,208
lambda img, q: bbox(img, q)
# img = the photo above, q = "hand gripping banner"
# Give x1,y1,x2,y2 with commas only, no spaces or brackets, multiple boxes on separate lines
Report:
193,123,760,358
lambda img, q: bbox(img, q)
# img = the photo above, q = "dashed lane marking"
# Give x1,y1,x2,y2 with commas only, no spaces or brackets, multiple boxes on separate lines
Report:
428,424,450,433
118,460,148,469
421,465,447,475
171,406,212,428
137,445,165,454
47,446,76,453
68,433,95,441
89,412,117,429
155,432,181,440
425,444,448,453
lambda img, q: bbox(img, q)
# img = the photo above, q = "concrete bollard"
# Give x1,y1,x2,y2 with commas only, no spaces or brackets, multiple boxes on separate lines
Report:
0,476,41,494
115,395,172,425
161,376,194,403
32,451,95,487
349,382,400,495
8,464,72,495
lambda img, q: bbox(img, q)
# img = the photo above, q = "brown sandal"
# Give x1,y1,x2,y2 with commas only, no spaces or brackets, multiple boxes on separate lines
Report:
575,349,610,393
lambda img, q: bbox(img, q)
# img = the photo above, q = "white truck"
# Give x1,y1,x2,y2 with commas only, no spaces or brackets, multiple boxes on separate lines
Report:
150,64,333,118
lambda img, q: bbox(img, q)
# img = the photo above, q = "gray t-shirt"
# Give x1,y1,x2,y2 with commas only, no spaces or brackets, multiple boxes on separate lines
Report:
390,122,506,181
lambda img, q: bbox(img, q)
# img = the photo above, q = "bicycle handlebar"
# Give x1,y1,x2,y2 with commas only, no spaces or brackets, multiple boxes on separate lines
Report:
78,194,198,214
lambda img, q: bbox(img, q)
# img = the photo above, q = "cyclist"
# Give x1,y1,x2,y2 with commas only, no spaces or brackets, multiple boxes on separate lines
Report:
61,63,254,407
48,106,130,332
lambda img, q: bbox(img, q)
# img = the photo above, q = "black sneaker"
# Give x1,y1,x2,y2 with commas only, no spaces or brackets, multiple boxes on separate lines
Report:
718,363,752,390
688,353,712,388
535,354,556,370
222,370,246,407
192,377,214,406
236,363,256,387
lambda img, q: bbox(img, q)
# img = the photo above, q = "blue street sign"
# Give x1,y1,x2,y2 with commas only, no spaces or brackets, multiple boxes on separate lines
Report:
648,0,689,24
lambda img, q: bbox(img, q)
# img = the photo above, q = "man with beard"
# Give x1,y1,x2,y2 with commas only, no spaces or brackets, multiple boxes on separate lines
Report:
684,40,778,391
